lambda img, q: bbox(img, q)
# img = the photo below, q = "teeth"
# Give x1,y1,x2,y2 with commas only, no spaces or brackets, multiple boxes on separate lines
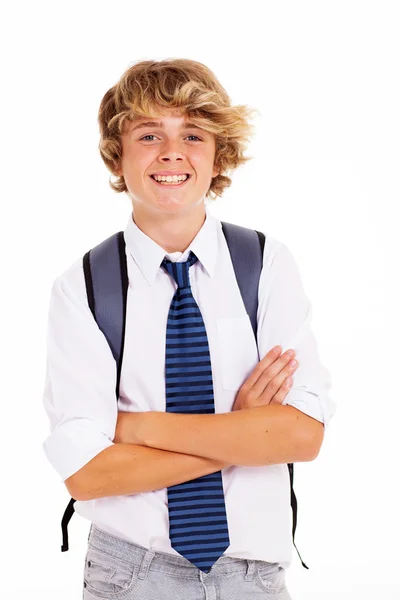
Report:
152,174,189,183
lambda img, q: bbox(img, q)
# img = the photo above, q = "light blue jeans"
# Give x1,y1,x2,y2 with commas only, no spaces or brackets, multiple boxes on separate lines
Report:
82,524,293,599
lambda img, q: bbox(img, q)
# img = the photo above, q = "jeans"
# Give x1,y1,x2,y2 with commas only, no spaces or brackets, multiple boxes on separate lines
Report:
82,523,293,599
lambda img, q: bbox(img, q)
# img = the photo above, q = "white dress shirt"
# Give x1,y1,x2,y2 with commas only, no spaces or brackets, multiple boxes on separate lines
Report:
42,204,336,569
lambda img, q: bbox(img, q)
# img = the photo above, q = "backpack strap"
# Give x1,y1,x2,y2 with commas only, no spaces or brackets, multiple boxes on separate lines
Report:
60,221,308,569
220,222,264,337
220,221,308,570
83,231,128,398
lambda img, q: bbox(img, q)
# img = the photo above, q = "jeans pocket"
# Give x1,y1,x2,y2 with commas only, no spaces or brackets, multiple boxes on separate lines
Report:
83,544,138,598
255,562,286,594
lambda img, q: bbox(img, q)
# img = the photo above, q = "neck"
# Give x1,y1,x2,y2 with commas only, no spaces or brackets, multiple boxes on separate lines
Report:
131,205,207,254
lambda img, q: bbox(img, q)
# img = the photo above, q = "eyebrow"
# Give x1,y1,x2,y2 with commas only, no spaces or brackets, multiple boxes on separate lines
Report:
130,121,204,132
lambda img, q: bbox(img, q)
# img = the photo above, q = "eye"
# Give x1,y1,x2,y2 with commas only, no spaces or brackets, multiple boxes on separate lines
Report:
139,134,202,142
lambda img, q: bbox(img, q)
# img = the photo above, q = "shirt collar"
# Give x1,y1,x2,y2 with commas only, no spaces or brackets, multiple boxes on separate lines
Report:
123,205,219,286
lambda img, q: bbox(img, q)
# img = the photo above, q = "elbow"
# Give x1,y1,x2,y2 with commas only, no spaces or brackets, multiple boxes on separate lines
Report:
304,420,325,461
64,468,93,501
63,445,116,501
64,472,88,501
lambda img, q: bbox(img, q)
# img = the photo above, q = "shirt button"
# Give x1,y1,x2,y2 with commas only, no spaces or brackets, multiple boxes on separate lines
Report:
83,582,86,588
87,561,91,567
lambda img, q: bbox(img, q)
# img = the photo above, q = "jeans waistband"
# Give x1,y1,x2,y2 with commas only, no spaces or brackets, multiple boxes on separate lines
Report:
87,523,260,580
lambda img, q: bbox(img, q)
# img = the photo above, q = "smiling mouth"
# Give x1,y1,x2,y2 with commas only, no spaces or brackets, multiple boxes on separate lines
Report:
149,174,191,187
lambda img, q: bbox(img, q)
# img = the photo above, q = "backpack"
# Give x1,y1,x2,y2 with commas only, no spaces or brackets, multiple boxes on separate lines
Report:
60,220,309,569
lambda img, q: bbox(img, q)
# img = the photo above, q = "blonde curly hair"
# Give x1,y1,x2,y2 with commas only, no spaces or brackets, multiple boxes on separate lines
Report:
98,58,260,201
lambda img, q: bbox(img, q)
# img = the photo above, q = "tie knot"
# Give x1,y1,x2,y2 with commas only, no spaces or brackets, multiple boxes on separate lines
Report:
161,251,198,289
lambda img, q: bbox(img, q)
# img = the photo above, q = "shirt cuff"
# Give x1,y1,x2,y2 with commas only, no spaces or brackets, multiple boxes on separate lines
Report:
42,419,115,482
283,386,336,429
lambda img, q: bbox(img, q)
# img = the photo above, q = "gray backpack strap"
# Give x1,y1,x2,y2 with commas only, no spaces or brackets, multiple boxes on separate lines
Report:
83,231,128,400
221,221,308,570
220,221,265,339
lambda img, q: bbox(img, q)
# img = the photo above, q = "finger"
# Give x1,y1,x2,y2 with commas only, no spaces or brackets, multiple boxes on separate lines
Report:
251,350,296,398
270,376,293,405
258,358,297,404
242,345,283,391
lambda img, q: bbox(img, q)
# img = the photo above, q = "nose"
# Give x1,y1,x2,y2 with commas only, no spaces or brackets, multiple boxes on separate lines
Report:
158,139,185,163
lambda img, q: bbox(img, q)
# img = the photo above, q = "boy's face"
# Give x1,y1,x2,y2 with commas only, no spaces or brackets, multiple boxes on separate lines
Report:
116,108,219,217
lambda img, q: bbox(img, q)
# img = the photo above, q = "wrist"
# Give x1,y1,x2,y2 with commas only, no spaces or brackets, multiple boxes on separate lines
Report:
115,411,146,445
136,411,149,446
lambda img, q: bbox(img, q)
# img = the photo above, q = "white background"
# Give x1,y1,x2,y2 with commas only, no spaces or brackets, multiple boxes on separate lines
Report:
2,1,399,598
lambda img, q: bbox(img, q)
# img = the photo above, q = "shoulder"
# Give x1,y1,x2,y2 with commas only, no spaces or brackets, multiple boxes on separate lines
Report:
259,231,287,269
258,232,302,290
50,256,87,313
220,220,285,266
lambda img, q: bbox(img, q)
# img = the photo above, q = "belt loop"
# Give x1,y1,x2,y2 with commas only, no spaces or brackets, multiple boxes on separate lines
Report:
245,559,256,581
137,549,155,580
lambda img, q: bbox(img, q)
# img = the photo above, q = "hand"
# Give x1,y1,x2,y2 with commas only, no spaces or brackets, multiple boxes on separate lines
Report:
114,411,144,445
232,346,298,411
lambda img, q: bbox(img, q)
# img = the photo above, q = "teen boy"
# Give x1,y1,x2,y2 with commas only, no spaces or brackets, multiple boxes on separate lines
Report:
43,58,335,599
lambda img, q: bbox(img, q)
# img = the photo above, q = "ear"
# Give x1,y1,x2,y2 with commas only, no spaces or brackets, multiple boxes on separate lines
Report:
212,165,220,178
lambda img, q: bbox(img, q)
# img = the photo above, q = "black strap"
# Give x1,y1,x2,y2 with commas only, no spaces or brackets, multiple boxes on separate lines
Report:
61,498,76,552
288,463,309,569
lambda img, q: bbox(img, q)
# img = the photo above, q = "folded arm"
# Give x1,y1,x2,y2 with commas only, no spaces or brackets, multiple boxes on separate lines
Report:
256,240,336,430
115,240,333,467
66,444,231,502
115,405,324,466
42,276,229,502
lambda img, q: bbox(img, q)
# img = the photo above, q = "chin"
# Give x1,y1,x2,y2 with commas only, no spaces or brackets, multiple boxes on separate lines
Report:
153,196,204,212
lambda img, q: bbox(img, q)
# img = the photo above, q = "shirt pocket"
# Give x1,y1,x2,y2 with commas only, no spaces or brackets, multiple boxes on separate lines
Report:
216,315,258,390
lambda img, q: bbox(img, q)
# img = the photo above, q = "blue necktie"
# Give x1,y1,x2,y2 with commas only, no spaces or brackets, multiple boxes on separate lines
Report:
161,251,230,574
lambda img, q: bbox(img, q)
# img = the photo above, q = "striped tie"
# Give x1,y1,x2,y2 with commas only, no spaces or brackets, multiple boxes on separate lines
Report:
161,250,230,574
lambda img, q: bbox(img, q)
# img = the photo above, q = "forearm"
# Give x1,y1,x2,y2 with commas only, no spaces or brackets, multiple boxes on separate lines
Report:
140,404,321,466
67,443,231,501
